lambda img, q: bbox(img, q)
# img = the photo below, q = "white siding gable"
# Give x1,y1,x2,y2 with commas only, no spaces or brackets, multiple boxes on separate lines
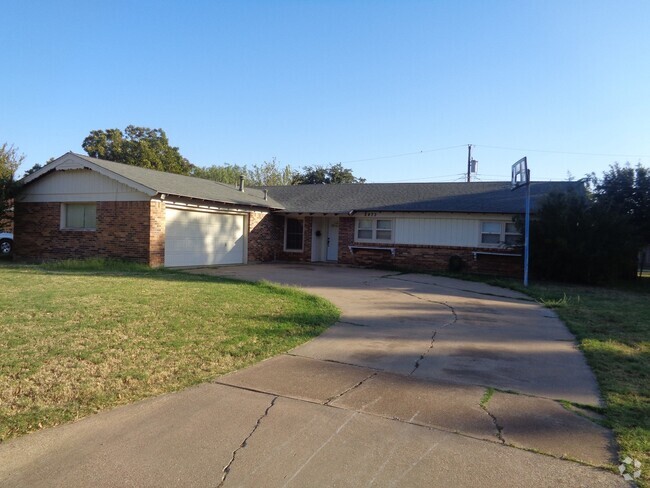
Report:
21,169,150,202
395,217,479,247
377,213,518,248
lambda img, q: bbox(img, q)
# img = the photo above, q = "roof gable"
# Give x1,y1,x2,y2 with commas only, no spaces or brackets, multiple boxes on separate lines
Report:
22,153,283,210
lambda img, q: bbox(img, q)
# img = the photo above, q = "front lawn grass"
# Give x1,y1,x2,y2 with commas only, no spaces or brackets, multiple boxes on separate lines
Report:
485,275,649,486
0,261,339,441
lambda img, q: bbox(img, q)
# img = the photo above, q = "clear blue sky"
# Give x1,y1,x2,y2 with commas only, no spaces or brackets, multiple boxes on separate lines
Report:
2,1,649,183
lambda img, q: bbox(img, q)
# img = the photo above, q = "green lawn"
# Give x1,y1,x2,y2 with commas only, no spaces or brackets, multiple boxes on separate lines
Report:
0,261,339,441
485,276,649,486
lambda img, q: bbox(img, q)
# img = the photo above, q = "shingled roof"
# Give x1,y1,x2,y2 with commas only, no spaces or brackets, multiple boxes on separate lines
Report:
262,181,583,214
23,153,284,210
23,153,582,215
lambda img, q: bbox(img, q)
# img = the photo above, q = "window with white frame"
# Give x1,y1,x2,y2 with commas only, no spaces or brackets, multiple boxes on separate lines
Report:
284,217,304,251
356,218,393,242
62,203,97,230
480,221,520,246
504,222,520,246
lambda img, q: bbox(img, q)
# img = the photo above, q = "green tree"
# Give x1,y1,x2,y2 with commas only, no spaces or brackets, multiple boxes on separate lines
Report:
191,164,249,185
292,163,365,184
592,163,650,247
248,158,293,186
528,189,637,283
0,143,25,230
191,158,293,186
82,126,192,175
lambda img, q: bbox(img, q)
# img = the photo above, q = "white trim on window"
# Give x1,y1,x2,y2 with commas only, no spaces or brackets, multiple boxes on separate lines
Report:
284,217,304,252
480,221,520,247
61,203,97,230
355,218,394,243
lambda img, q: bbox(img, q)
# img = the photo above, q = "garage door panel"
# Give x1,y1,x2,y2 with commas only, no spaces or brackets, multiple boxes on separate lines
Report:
164,208,245,267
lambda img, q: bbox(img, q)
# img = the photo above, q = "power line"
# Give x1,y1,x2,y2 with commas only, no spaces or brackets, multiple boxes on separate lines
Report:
339,144,466,165
372,173,466,183
474,144,650,159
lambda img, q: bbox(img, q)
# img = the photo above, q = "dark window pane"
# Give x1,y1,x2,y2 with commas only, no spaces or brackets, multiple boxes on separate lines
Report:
481,234,500,244
285,218,303,250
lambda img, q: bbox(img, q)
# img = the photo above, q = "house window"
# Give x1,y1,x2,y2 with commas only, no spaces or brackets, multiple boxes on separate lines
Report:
285,218,304,251
62,203,97,230
504,223,520,246
356,218,393,242
480,221,520,246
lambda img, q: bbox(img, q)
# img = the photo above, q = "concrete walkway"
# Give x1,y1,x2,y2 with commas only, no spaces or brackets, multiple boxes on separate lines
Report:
0,264,624,487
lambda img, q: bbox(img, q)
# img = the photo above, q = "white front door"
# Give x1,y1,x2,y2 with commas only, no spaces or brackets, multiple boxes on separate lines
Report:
326,219,339,262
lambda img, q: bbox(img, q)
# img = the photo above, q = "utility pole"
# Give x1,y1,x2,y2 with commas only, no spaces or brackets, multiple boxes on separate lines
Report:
467,144,472,182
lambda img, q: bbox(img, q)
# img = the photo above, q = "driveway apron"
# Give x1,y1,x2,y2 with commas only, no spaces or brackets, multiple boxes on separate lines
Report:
0,264,623,488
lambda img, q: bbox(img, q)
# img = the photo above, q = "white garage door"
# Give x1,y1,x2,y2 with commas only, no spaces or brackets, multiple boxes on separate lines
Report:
164,208,246,267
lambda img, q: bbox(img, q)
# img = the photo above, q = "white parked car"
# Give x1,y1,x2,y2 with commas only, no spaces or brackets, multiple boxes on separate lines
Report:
0,232,13,256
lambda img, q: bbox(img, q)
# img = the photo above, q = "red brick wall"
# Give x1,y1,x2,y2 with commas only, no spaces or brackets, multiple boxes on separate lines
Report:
341,243,522,277
149,201,166,267
14,201,158,265
248,211,284,262
338,217,356,263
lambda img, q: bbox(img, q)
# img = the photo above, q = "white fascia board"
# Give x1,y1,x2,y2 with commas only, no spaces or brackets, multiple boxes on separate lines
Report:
21,153,157,197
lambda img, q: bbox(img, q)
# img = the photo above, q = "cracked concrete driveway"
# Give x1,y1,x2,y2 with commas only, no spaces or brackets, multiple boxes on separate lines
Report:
0,264,625,487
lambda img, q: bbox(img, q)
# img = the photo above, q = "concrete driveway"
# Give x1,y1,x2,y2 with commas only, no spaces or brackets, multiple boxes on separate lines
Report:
0,264,624,487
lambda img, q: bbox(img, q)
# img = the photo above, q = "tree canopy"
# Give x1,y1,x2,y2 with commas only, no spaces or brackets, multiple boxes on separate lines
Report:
82,126,193,175
0,143,25,230
592,163,650,246
291,163,365,184
191,158,293,186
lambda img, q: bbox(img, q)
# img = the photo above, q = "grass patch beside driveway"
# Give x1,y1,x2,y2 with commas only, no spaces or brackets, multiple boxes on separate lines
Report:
0,261,339,442
483,276,649,486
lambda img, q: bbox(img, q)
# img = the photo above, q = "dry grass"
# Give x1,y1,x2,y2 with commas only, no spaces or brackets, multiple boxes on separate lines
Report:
0,262,339,441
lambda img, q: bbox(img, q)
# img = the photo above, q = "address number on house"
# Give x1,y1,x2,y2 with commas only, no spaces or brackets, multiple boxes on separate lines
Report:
363,212,378,217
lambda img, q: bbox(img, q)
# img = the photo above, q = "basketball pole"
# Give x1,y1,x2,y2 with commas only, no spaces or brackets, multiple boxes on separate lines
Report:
511,157,531,287
523,169,531,287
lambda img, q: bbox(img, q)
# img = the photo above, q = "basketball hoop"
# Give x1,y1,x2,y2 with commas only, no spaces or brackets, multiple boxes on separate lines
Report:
511,157,529,189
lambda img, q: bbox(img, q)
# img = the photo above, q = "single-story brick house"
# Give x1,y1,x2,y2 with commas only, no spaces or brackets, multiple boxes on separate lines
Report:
14,152,580,276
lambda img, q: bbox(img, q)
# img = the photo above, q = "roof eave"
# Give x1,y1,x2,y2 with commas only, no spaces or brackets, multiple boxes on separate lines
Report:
159,192,283,211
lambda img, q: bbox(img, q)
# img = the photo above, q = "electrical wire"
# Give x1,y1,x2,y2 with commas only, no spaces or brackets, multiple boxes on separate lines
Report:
474,144,650,159
338,144,466,164
333,143,648,169
374,173,466,183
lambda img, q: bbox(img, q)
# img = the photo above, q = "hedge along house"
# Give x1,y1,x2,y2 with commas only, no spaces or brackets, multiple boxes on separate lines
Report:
14,152,580,276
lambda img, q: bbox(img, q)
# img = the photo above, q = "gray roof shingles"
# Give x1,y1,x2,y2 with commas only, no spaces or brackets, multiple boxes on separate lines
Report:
71,153,284,209
34,153,581,215
262,181,583,214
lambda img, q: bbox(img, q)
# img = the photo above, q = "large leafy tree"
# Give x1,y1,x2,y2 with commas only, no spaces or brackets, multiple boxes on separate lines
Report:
292,163,365,184
82,126,192,175
248,158,293,186
0,143,25,230
191,164,249,186
191,158,293,186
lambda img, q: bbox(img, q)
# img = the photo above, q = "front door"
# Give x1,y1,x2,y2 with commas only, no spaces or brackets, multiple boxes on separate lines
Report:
326,219,339,262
